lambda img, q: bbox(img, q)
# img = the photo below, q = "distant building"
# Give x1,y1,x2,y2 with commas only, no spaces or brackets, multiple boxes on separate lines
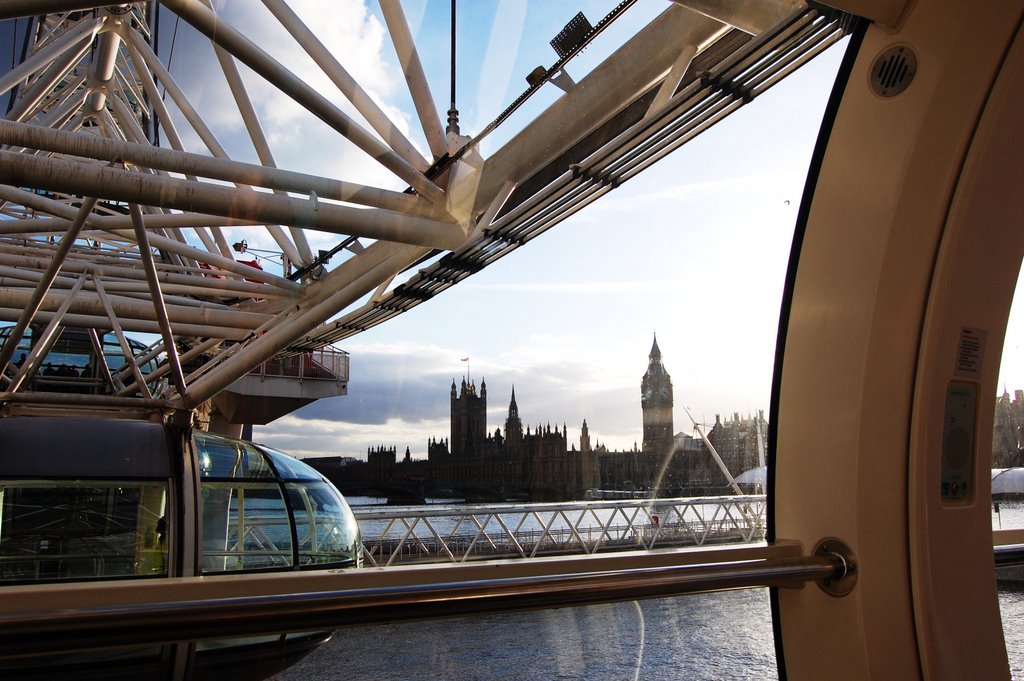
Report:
311,335,769,501
597,335,767,496
706,411,767,487
367,445,396,481
641,334,674,456
428,380,600,500
993,389,1024,468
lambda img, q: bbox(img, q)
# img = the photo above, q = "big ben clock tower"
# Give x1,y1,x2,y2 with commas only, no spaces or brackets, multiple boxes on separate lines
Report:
641,334,674,455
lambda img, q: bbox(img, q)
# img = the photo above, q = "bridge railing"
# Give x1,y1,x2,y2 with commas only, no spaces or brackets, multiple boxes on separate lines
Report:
352,495,767,568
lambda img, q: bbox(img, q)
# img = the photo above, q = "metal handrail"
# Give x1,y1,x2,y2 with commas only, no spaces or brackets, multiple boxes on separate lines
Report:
994,543,1024,567
0,541,834,656
248,347,349,383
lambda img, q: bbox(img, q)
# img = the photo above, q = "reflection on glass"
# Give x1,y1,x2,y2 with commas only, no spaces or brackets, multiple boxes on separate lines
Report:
270,590,777,681
196,431,275,480
197,432,362,572
0,481,167,582
201,481,293,573
286,482,360,566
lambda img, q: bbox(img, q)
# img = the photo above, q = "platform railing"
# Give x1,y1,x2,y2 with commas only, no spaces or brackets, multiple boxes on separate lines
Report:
248,347,349,382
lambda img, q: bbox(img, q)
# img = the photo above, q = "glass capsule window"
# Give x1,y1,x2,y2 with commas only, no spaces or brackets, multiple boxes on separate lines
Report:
285,481,360,567
0,325,162,395
195,432,361,573
0,481,168,583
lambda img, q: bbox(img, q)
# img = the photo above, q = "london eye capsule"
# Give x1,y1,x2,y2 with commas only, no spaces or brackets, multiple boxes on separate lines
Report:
0,415,361,680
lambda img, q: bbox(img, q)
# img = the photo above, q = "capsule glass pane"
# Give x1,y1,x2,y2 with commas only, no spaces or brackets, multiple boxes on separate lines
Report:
262,446,323,481
200,481,293,572
0,481,167,582
286,482,360,567
195,431,275,480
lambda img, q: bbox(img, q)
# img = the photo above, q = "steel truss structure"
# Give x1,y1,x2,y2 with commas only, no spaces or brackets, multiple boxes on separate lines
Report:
0,1,853,415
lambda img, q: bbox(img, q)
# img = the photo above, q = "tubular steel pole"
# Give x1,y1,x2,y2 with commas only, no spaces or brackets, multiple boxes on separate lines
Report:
379,0,447,160
8,272,88,392
209,42,312,266
0,16,100,95
0,151,465,250
0,120,442,218
179,245,426,406
92,276,154,400
129,204,188,399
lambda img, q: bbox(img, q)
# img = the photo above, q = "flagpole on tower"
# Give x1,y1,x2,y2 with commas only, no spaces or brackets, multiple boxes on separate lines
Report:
461,356,470,383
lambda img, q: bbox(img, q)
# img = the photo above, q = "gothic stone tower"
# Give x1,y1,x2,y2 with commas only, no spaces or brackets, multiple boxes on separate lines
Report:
451,377,487,458
505,386,523,447
641,334,674,455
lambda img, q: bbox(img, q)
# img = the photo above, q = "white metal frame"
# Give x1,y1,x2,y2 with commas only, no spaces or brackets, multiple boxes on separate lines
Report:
0,1,841,413
356,496,767,567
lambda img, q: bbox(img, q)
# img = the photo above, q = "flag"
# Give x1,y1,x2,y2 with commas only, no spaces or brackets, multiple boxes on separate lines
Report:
461,357,469,361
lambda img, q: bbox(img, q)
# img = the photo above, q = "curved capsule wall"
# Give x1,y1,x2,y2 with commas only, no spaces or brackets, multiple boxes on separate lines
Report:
195,431,362,572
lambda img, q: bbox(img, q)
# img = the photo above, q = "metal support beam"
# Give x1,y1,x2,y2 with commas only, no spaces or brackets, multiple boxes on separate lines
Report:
0,120,445,219
668,0,804,35
379,0,447,161
92,276,154,400
84,11,125,112
209,38,312,266
0,287,271,332
0,16,100,96
474,6,724,214
261,0,429,173
0,2,116,20
0,309,253,341
4,30,93,123
0,151,466,250
0,249,288,300
117,336,221,398
129,204,188,398
87,327,123,392
179,245,426,406
119,24,229,159
158,0,446,205
645,44,697,119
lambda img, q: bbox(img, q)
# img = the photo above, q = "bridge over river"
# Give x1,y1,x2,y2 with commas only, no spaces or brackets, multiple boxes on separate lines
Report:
353,495,767,567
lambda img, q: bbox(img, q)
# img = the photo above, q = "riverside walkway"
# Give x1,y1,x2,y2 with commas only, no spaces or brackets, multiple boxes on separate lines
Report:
353,495,767,567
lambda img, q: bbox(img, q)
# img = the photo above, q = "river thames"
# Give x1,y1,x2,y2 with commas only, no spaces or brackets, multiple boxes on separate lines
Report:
269,587,1024,681
269,499,1024,680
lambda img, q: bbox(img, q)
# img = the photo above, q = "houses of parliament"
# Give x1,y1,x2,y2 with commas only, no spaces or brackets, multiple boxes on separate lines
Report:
313,335,765,502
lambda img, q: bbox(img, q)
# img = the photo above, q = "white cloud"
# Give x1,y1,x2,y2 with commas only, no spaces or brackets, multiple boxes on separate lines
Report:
255,414,448,460
462,280,676,294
